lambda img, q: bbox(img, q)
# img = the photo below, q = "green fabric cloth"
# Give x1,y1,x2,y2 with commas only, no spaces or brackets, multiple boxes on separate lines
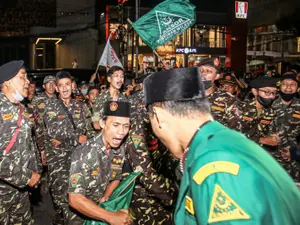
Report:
131,0,196,50
84,172,141,225
175,121,300,225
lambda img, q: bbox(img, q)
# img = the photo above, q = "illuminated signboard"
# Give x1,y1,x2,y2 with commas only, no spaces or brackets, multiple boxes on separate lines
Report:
175,47,197,54
235,1,248,19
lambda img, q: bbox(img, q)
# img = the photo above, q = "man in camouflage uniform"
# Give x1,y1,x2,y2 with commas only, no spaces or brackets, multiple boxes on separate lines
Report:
43,71,92,224
197,58,238,129
92,66,128,130
125,77,178,225
272,72,300,181
233,77,280,150
31,75,57,161
68,101,132,225
0,60,41,224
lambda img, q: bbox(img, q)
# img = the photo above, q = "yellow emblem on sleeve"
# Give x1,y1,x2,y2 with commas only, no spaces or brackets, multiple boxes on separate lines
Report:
193,161,239,185
208,184,250,223
185,196,195,215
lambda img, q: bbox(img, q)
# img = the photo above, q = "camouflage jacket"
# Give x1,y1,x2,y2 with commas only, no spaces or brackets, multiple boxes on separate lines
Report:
31,92,57,152
43,98,91,160
124,91,178,207
207,89,238,130
68,133,125,203
273,97,300,150
91,89,128,122
234,99,277,143
0,92,39,194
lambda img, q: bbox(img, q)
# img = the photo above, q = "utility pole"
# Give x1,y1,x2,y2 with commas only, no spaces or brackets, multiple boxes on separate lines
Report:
135,0,139,78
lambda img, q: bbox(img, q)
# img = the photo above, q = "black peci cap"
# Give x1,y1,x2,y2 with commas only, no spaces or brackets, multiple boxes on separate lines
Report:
103,101,131,118
143,67,206,107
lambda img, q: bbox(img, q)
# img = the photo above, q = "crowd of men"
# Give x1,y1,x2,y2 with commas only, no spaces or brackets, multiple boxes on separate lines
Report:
0,58,300,225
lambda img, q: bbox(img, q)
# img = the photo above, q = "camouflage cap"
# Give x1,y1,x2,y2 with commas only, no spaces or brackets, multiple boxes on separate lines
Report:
104,101,130,118
143,67,206,107
220,74,237,85
43,75,56,84
0,60,24,84
197,57,221,73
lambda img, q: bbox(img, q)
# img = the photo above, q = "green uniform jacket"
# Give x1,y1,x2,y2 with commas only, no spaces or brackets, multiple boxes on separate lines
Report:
175,121,300,225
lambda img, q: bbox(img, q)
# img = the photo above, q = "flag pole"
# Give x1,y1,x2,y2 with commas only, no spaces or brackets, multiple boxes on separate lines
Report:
153,50,167,69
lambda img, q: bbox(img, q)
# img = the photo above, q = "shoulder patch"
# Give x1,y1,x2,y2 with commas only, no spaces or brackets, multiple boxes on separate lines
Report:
208,184,250,223
70,173,82,187
2,113,13,121
211,105,225,112
292,114,300,119
47,112,56,118
193,161,239,185
131,134,144,148
38,103,46,109
185,195,195,215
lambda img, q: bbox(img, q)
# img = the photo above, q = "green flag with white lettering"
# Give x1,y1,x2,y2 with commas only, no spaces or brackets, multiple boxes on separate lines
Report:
131,0,196,50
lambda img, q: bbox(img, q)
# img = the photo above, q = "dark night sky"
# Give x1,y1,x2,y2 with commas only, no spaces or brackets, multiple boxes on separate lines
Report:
115,0,231,13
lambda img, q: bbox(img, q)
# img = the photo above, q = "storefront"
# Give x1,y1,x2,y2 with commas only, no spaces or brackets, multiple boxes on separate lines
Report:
175,47,226,67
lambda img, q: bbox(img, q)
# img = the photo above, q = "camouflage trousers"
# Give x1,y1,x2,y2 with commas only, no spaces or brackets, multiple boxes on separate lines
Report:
0,190,33,225
48,155,71,225
130,188,173,225
271,151,300,182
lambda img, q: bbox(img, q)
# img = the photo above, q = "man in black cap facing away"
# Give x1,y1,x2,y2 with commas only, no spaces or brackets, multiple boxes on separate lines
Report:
68,101,132,225
143,67,300,225
0,60,41,224
197,58,238,129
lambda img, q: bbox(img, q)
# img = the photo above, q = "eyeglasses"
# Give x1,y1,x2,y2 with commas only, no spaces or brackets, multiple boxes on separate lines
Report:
259,89,278,97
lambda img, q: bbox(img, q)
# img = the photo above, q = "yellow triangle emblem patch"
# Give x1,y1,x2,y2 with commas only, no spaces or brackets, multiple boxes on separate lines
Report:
208,184,250,223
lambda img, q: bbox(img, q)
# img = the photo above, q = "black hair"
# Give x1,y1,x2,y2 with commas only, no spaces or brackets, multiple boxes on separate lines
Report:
147,97,210,119
56,71,72,83
107,66,124,77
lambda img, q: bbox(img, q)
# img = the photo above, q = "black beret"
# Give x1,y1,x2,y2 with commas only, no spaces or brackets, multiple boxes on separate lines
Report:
250,76,279,88
0,60,24,84
56,71,72,82
280,72,298,83
143,67,206,107
103,101,130,118
197,58,221,73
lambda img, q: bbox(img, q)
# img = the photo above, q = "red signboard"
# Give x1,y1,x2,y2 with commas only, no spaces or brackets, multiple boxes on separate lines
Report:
235,1,248,19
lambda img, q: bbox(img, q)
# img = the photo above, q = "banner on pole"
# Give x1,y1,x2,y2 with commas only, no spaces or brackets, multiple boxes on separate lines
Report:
98,34,123,71
131,0,196,50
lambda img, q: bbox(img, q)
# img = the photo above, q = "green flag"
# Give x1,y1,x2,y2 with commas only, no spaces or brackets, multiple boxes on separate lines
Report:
131,0,196,50
83,171,142,225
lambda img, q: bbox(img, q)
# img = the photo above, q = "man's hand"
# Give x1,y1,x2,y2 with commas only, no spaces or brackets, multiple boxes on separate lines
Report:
90,73,97,83
99,196,109,203
108,209,132,225
28,171,41,188
50,139,61,148
41,151,47,165
259,134,280,146
78,135,87,144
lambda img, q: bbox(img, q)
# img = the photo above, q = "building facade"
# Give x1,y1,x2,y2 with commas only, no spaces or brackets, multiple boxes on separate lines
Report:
104,0,248,73
247,0,300,72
